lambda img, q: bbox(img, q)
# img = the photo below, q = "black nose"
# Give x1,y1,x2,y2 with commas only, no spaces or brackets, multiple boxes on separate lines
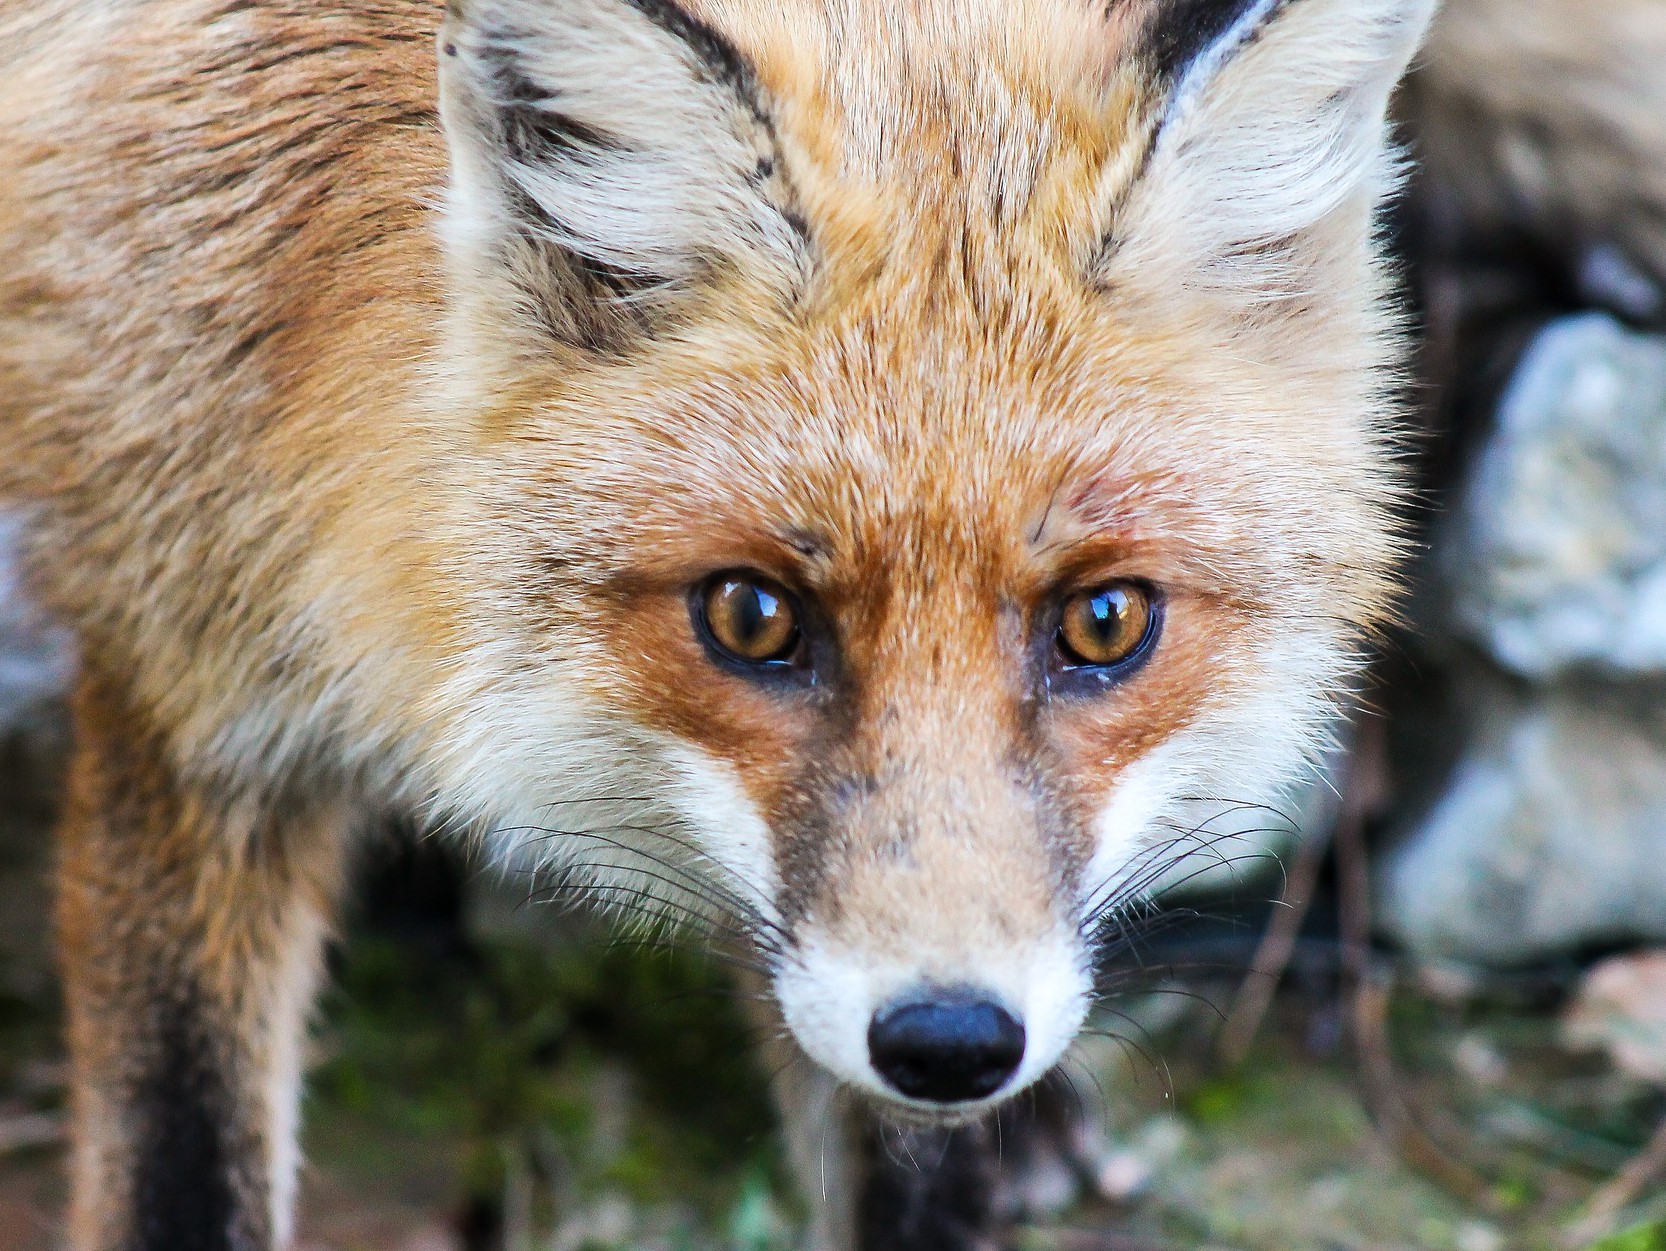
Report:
867,991,1026,1103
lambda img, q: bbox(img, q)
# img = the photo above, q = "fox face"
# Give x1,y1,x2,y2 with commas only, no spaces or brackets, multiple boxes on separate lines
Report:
428,0,1433,1116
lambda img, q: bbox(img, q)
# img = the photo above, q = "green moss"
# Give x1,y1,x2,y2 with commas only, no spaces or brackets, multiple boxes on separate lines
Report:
1587,1221,1666,1251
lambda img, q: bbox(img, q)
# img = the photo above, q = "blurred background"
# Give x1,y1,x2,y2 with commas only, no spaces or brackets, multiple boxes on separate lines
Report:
7,75,1666,1251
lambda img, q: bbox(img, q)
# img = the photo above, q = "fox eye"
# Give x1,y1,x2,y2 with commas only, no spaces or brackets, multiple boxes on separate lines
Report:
1055,582,1157,670
696,573,802,666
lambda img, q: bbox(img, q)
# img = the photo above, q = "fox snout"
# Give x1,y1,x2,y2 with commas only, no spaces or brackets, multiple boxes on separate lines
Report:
766,738,1095,1115
774,915,1092,1116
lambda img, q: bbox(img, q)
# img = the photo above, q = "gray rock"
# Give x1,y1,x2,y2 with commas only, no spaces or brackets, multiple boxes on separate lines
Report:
1383,314,1666,966
0,514,70,997
0,512,73,732
1440,313,1666,678
1381,678,1666,965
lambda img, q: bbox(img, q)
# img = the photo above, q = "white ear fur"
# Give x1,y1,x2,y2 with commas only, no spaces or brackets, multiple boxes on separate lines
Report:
438,0,809,343
1104,0,1437,307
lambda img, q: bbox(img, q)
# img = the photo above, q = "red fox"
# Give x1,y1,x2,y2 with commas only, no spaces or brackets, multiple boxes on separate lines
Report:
1,0,1660,1247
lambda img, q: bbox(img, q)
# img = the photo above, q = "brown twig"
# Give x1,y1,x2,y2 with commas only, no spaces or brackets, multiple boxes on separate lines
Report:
1565,1113,1666,1247
1212,802,1326,1066
1216,810,1332,1067
1218,710,1386,1067
1349,973,1497,1208
0,1111,64,1155
1332,718,1499,1209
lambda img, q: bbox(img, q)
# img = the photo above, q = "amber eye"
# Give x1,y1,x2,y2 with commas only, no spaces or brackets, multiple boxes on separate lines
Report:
698,573,801,665
1055,582,1156,668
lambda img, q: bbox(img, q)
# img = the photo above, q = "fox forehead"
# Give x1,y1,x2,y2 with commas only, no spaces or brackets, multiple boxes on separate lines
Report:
499,292,1396,621
474,0,1158,328
685,0,1151,186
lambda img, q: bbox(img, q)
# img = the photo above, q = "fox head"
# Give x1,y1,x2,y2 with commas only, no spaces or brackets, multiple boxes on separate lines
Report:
424,0,1433,1115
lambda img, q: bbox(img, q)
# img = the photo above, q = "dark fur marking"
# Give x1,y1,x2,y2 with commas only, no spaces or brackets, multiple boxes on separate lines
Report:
501,101,618,163
1141,0,1272,86
470,37,667,351
500,176,663,301
857,1120,1003,1251
1094,0,1297,270
621,0,768,122
240,43,346,76
131,991,236,1251
465,1,814,348
781,207,812,247
222,320,289,369
480,35,624,164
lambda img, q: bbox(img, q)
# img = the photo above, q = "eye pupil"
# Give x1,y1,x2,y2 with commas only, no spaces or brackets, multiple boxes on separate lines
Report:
734,584,776,645
1057,581,1154,668
701,574,800,664
1086,590,1123,639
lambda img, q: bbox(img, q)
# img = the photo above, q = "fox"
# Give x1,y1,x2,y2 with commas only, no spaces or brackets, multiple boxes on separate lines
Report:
3,0,1662,1247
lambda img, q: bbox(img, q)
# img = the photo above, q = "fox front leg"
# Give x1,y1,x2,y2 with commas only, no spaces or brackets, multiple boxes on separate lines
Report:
56,672,351,1251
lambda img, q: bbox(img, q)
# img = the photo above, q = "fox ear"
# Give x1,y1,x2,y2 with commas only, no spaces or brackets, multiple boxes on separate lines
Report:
438,0,809,352
1102,0,1436,318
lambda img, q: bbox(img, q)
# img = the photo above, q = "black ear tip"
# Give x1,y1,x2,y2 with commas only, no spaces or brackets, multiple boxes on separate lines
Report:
1143,0,1280,85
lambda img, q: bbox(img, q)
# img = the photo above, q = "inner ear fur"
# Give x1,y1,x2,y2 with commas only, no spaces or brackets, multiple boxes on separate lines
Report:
438,0,811,355
1101,0,1437,325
